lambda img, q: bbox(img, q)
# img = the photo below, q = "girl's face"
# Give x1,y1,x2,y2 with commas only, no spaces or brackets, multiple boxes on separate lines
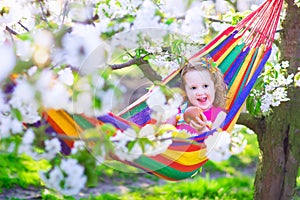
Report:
183,70,215,111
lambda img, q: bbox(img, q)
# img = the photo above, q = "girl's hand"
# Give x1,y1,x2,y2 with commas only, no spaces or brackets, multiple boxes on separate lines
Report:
189,112,209,133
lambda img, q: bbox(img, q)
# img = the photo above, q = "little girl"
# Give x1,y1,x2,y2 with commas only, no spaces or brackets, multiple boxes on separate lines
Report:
169,56,228,134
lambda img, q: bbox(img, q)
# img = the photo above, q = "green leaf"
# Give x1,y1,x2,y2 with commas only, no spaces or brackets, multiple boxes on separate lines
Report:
127,140,136,151
165,17,175,25
93,97,102,109
99,124,117,138
11,108,23,121
16,32,32,41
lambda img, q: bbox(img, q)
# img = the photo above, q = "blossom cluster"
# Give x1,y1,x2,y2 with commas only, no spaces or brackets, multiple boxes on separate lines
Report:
261,61,293,112
111,124,173,161
40,158,87,196
250,61,294,114
204,126,248,162
146,88,183,123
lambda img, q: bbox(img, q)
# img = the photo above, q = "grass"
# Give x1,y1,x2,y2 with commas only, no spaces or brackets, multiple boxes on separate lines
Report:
0,153,49,192
119,176,254,200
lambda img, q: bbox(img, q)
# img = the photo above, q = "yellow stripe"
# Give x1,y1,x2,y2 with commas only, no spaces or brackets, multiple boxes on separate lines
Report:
189,35,230,63
161,148,207,166
46,109,82,137
247,45,265,84
225,48,256,109
226,102,246,132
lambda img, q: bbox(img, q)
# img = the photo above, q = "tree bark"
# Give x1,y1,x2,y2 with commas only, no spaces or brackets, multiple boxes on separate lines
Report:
254,0,300,199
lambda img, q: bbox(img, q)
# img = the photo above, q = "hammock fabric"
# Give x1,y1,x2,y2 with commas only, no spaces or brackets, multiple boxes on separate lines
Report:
44,0,284,181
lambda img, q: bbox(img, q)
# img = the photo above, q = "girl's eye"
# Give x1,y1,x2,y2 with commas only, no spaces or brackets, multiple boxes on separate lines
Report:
191,86,197,90
203,84,209,88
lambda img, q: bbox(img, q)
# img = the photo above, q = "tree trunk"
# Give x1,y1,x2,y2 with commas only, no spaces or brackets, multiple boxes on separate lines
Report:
254,1,300,199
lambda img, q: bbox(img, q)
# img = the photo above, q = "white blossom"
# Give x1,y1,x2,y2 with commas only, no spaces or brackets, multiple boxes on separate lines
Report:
111,125,173,161
36,70,71,110
44,138,61,159
9,79,40,123
146,88,167,111
0,43,16,82
161,0,188,17
58,68,74,86
230,132,247,155
132,0,163,30
147,89,183,122
139,124,156,140
181,2,207,41
204,131,232,162
110,129,139,161
71,141,86,154
19,129,34,146
144,131,172,156
0,1,23,25
40,158,87,195
16,40,34,62
69,3,93,23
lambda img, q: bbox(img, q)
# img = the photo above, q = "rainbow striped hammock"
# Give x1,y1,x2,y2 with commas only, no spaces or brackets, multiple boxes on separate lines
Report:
44,0,283,181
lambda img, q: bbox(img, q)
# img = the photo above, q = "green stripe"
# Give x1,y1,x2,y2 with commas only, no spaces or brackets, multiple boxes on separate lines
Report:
73,114,95,130
120,101,148,119
228,47,250,88
218,43,245,74
135,156,199,180
236,48,259,97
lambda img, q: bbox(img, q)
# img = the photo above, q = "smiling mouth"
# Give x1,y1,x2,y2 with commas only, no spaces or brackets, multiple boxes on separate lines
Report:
197,97,207,103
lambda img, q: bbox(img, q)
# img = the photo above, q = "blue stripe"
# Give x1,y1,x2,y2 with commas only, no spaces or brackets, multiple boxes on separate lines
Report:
209,30,239,57
97,114,131,130
223,48,272,127
225,46,250,86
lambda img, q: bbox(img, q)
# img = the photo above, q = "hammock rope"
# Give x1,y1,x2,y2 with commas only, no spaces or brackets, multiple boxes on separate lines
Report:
44,0,284,181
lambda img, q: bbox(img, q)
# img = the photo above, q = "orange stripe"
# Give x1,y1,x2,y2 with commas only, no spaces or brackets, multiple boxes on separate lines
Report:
43,111,74,148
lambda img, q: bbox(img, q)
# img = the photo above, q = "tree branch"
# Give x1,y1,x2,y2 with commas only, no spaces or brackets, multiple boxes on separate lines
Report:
138,63,162,82
109,56,148,70
237,112,266,135
207,17,231,24
18,22,29,32
109,55,162,82
38,0,49,23
5,26,18,35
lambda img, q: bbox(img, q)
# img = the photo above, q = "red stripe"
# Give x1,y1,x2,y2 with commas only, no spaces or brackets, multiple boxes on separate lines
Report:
189,26,235,60
213,36,241,61
81,114,103,127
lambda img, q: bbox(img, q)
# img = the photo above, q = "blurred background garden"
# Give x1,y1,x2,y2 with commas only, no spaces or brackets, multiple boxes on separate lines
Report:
0,0,299,199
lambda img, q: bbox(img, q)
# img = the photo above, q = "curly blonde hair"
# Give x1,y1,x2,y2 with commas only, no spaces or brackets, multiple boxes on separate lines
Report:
181,59,228,109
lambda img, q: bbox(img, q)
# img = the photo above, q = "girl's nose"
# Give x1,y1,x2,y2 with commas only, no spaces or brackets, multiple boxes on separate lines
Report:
195,88,204,95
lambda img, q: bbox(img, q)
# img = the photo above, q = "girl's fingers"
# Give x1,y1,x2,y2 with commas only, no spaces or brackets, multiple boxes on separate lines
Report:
195,116,206,124
190,119,206,131
200,112,207,122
